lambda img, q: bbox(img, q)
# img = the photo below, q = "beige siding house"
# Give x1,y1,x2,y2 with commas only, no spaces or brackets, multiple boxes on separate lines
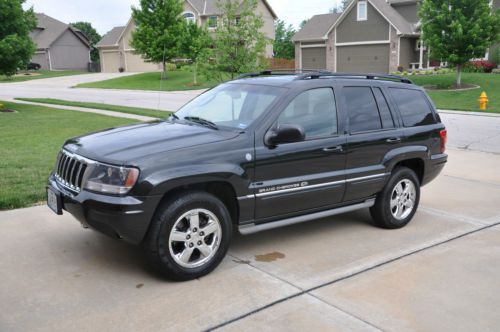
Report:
293,0,425,73
30,13,91,71
98,0,277,73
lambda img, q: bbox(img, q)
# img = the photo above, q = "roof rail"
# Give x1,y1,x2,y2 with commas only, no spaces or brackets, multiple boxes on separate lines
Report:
235,69,319,80
295,71,413,84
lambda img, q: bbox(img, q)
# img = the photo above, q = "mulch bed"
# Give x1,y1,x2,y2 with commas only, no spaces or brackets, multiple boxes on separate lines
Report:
0,109,16,113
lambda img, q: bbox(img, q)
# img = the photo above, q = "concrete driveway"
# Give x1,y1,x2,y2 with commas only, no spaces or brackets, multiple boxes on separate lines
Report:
0,73,203,111
1,147,499,332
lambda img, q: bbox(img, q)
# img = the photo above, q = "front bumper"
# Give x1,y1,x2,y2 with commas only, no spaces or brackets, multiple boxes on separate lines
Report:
47,174,162,245
422,153,448,186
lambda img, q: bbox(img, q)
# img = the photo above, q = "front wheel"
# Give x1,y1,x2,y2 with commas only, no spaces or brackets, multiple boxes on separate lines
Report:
370,167,420,229
143,191,232,281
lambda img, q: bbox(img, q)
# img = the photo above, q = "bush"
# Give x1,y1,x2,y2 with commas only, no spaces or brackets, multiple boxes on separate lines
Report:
165,63,177,72
493,68,500,74
463,60,496,73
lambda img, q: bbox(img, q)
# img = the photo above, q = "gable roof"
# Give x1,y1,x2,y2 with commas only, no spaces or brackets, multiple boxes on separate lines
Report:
188,0,277,18
31,13,90,49
97,26,126,47
292,13,341,42
330,0,418,36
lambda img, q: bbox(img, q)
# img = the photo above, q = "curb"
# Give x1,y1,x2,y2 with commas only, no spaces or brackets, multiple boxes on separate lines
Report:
438,110,500,118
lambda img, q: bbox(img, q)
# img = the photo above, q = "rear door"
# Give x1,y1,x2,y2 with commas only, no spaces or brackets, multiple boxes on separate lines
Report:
341,84,403,202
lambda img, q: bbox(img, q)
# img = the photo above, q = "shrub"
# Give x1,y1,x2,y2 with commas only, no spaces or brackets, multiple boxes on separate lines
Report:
463,60,496,73
397,66,404,72
165,63,178,72
493,68,500,74
118,67,125,73
402,71,408,76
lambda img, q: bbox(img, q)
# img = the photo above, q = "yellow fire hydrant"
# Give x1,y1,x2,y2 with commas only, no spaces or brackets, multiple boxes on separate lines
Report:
479,92,489,111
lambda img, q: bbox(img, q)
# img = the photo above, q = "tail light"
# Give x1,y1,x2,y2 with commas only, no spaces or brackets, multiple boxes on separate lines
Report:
440,130,447,153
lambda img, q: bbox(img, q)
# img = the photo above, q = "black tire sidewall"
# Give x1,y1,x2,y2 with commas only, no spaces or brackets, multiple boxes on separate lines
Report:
374,167,421,229
145,191,232,280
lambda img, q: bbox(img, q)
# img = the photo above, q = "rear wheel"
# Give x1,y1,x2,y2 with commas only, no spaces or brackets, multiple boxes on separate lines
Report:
370,167,420,229
143,191,232,281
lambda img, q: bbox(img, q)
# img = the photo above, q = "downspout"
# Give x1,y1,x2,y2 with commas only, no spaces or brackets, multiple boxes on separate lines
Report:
47,48,53,70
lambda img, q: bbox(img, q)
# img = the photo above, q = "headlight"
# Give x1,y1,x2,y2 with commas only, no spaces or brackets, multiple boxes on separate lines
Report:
84,163,140,195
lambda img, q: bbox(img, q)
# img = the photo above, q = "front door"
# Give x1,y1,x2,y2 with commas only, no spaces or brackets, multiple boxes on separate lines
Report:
254,87,347,220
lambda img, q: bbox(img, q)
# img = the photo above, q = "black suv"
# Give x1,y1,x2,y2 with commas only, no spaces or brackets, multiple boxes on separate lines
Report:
47,72,447,281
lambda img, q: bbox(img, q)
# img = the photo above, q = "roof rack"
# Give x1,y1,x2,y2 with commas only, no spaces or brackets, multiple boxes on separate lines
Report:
235,69,319,80
295,71,413,84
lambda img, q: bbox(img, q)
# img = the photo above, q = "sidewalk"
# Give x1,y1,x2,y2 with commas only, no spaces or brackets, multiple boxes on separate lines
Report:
4,98,157,122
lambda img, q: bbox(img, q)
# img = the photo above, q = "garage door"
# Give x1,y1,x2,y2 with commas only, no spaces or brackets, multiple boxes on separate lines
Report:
302,47,326,70
101,51,121,73
337,44,390,73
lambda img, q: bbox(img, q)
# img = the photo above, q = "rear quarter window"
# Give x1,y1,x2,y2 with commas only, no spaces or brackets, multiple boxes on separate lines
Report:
390,88,436,127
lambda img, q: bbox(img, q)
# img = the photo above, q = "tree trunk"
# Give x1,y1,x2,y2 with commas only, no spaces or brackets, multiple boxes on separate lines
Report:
193,62,198,85
456,64,462,87
162,60,167,81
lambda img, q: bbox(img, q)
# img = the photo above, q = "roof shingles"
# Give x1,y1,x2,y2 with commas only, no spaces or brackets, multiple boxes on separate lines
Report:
292,13,341,42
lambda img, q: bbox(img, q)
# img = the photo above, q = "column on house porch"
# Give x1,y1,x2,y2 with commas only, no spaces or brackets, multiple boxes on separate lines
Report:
418,39,424,70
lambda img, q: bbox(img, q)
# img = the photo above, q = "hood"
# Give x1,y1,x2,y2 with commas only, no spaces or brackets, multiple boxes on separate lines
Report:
63,121,240,165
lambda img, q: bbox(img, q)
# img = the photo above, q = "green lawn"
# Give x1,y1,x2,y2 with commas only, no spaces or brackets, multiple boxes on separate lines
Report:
0,70,87,83
15,98,170,119
411,73,499,113
76,71,223,91
0,101,138,210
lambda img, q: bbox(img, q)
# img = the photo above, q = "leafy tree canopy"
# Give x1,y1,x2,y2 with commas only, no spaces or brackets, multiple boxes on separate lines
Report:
274,19,295,59
210,0,267,79
181,22,212,84
420,0,500,85
0,0,37,77
131,0,186,78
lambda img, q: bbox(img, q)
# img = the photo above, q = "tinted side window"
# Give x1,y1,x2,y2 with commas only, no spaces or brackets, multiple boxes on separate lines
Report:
372,88,395,129
344,87,382,133
390,88,436,127
278,88,337,139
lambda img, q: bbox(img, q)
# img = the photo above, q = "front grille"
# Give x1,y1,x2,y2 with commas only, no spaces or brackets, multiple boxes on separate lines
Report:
55,151,88,193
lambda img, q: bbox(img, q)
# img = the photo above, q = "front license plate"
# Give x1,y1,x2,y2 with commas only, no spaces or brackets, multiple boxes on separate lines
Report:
47,187,62,215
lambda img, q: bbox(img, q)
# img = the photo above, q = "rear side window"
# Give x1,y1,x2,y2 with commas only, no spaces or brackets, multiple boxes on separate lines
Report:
344,87,382,133
390,88,436,127
372,88,395,129
278,88,337,139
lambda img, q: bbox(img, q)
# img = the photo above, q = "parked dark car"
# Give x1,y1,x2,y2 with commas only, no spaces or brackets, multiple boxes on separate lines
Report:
47,71,448,281
27,62,41,70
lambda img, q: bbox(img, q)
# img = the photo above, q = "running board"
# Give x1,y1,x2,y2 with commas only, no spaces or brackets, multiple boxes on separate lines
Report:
238,199,376,235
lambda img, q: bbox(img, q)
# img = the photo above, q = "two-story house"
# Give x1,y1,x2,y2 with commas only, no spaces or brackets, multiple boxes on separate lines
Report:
31,13,91,71
293,0,427,73
98,0,277,73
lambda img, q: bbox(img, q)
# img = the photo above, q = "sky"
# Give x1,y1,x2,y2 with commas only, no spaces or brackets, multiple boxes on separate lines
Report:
24,0,341,35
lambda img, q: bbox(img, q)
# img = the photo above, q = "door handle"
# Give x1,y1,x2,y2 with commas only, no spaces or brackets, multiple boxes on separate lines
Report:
386,137,402,144
323,146,343,153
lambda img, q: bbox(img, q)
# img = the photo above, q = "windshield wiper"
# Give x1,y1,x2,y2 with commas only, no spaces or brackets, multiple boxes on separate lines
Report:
183,116,219,130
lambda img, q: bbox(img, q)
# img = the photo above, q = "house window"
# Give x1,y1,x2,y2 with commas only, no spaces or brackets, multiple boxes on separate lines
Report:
357,1,367,21
183,12,196,24
208,16,218,29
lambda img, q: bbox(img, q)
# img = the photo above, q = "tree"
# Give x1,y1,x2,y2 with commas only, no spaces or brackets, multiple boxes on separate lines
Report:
131,0,186,79
0,0,36,77
274,19,295,59
299,19,309,29
181,23,212,85
70,22,101,62
210,0,267,79
330,0,351,13
420,0,500,86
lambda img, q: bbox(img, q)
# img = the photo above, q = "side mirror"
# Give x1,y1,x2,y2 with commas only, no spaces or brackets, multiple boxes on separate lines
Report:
265,124,305,146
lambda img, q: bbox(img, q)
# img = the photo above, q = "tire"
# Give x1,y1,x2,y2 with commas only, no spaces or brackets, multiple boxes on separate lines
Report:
143,191,232,281
370,167,420,229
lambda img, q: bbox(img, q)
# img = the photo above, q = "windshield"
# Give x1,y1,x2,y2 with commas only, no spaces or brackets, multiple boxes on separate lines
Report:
175,83,284,130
